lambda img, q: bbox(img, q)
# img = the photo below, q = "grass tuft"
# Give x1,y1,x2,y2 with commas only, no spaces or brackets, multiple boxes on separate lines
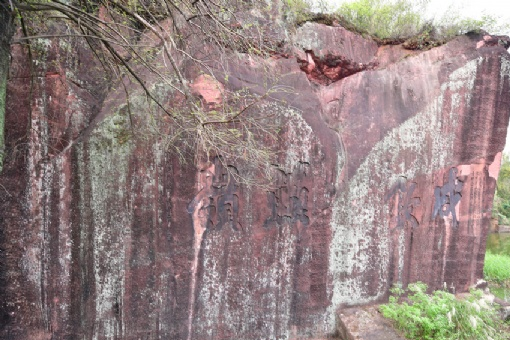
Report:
484,252,510,284
380,282,508,340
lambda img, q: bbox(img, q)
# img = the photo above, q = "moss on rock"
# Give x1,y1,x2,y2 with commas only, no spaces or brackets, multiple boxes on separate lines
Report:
0,3,13,172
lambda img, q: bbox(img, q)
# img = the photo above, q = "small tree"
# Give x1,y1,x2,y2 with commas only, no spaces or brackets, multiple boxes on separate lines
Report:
6,0,282,182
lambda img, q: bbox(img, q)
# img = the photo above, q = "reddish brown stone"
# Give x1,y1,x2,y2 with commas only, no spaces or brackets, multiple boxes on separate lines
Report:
336,305,406,340
0,17,509,340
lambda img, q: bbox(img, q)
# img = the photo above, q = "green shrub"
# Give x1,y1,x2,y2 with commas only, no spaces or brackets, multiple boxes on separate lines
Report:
335,0,508,41
283,0,331,23
484,252,510,284
284,0,313,23
494,155,510,224
336,0,425,39
380,282,507,340
437,15,495,38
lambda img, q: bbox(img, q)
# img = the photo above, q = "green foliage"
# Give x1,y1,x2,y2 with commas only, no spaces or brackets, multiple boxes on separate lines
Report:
401,23,443,50
336,0,426,39
497,155,510,200
484,252,510,284
284,0,313,23
486,233,510,258
380,282,508,340
283,0,340,26
494,155,510,224
335,0,508,43
434,11,509,38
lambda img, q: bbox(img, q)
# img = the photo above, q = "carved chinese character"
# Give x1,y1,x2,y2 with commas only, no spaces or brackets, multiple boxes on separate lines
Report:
432,167,463,227
188,156,241,232
266,162,310,227
387,177,421,229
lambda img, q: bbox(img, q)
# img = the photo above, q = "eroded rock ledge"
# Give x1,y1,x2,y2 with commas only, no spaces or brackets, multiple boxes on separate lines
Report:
297,49,379,85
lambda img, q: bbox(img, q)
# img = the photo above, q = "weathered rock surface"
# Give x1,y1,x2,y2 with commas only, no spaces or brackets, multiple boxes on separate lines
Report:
0,0,13,171
336,305,406,340
0,0,14,334
1,11,510,340
295,23,379,84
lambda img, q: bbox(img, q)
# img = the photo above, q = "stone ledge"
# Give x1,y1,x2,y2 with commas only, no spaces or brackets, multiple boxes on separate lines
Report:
336,305,405,340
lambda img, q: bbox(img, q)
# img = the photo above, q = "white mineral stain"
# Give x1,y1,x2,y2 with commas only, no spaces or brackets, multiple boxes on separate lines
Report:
190,105,312,339
187,165,214,340
325,57,481,332
500,55,510,95
87,111,133,340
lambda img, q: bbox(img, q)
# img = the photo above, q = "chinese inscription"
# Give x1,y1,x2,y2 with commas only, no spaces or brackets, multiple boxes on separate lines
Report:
188,156,241,232
432,167,463,228
467,169,484,235
211,157,241,231
387,177,421,229
265,161,310,227
209,156,241,231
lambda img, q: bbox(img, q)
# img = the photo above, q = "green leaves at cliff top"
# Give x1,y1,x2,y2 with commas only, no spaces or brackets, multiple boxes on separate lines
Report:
287,0,510,41
336,0,425,39
338,0,510,40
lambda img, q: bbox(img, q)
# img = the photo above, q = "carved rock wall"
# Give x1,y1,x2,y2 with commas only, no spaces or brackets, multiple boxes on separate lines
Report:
1,18,509,340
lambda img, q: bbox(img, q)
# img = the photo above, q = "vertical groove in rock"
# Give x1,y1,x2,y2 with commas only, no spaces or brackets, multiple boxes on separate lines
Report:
0,0,13,171
0,0,14,333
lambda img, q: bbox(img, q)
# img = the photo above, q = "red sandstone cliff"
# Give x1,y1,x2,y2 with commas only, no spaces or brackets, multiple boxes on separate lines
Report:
1,7,510,340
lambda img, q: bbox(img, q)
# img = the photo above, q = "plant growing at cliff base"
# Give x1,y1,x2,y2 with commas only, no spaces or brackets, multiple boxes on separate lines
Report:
380,282,508,340
484,252,510,285
494,155,510,224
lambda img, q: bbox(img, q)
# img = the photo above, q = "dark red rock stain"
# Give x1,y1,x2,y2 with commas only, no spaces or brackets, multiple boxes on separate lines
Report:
297,50,378,85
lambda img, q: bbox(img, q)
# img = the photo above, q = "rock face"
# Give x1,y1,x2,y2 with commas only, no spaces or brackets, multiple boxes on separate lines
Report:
1,14,510,340
0,0,13,171
0,1,13,333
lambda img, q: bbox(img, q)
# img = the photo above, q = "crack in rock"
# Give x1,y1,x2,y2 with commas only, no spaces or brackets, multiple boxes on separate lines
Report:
297,50,378,85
